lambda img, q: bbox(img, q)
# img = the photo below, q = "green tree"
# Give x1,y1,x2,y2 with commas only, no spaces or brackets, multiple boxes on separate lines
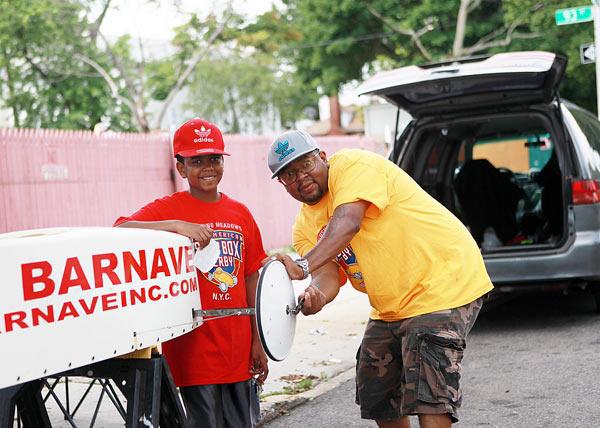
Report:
372,0,598,112
282,0,598,114
283,0,388,95
0,0,233,131
78,8,232,131
178,7,318,133
502,0,597,113
282,0,545,92
0,0,133,130
184,52,317,133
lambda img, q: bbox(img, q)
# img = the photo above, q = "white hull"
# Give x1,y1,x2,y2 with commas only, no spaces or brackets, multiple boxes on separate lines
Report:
0,227,202,389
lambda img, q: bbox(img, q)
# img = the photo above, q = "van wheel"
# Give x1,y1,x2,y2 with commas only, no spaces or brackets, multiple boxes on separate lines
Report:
589,283,600,314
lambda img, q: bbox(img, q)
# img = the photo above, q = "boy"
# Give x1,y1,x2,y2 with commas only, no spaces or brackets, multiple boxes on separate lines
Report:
115,118,268,427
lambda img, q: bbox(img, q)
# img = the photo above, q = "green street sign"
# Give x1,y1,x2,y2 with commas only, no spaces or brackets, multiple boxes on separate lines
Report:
555,6,593,26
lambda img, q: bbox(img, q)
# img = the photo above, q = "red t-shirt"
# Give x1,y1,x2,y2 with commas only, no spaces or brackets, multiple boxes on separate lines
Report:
114,191,266,386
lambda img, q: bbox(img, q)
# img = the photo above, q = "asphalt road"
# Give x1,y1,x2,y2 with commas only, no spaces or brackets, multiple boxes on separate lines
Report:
264,290,600,428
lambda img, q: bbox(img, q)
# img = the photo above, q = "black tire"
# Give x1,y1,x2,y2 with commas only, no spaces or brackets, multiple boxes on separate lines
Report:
589,282,600,314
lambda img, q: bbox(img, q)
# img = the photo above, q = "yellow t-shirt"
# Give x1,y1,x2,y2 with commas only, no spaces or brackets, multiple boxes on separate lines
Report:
293,149,493,321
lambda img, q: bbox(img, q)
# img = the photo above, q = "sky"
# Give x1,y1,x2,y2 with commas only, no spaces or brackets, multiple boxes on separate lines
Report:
100,0,279,40
98,0,365,113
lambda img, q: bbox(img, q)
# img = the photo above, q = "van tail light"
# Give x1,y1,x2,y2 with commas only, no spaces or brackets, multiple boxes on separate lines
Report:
571,179,600,205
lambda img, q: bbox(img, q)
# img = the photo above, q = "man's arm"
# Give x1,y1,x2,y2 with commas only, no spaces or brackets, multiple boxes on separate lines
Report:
246,270,268,384
298,261,340,315
117,220,213,248
282,200,370,280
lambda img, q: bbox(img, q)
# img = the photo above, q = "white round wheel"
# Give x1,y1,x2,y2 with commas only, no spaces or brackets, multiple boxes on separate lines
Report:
256,260,297,361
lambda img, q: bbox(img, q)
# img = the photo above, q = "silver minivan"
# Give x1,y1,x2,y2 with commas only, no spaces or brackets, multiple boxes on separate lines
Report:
358,51,600,308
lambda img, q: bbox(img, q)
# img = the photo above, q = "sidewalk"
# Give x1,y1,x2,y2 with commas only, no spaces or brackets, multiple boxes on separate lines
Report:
259,279,371,423
43,282,371,427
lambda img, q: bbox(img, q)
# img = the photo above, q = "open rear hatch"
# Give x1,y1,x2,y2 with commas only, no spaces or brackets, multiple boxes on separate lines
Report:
358,51,567,117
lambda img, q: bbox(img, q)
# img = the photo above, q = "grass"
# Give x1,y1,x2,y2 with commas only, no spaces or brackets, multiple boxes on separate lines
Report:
260,374,319,399
282,377,314,395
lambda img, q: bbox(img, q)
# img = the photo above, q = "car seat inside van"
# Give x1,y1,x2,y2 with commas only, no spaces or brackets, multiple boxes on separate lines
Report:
401,112,567,253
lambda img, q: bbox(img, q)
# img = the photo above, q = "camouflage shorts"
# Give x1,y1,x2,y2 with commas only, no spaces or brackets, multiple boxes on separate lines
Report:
355,297,484,422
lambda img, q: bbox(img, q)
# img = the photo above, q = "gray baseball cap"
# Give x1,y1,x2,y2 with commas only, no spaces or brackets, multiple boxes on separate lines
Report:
268,130,320,178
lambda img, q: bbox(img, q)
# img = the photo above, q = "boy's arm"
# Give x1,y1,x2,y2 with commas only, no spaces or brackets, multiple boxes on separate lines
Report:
246,270,269,384
117,220,213,248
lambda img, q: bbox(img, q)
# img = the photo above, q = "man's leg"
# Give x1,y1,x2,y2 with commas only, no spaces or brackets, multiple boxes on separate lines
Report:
376,415,411,427
355,320,404,422
418,413,451,428
375,414,452,428
401,297,484,425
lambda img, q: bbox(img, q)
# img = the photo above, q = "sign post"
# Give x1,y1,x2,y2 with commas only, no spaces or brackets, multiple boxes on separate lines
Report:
555,6,593,25
580,43,595,64
556,4,600,119
594,1,600,119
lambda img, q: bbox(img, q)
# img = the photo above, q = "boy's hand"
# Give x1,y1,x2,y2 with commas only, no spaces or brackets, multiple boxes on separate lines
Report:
250,338,269,385
174,221,213,248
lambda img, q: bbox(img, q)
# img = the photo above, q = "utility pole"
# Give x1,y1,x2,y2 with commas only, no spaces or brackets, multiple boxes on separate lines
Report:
555,3,599,117
593,0,600,119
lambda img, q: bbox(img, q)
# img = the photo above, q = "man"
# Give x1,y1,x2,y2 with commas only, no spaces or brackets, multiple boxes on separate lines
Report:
267,130,492,428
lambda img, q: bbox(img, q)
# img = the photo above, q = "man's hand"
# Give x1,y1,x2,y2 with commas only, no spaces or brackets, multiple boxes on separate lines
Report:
298,283,326,315
174,221,213,248
266,253,305,280
250,338,269,385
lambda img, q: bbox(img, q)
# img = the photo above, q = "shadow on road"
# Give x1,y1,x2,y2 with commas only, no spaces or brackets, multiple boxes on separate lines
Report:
263,288,600,428
473,288,598,334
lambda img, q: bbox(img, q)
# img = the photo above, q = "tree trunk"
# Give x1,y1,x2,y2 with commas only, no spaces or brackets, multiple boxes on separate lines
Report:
135,96,150,132
453,0,470,58
227,87,240,133
2,49,20,127
154,13,230,130
328,94,345,135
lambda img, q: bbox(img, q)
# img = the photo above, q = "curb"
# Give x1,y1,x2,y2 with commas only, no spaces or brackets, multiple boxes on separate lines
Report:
258,366,355,425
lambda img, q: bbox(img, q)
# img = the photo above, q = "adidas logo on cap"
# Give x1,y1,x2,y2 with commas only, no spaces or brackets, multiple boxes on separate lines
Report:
194,126,213,143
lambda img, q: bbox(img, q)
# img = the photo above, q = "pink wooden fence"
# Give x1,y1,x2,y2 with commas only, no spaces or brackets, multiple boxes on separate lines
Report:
0,128,382,250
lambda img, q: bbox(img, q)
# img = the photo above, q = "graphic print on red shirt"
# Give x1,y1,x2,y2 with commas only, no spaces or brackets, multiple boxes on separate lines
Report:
204,228,243,295
114,192,266,386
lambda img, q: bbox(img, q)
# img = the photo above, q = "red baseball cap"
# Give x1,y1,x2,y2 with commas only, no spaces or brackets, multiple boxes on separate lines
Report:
172,118,230,158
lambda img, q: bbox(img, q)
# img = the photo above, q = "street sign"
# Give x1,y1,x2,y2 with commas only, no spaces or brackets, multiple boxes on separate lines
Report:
555,6,593,26
581,43,596,64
